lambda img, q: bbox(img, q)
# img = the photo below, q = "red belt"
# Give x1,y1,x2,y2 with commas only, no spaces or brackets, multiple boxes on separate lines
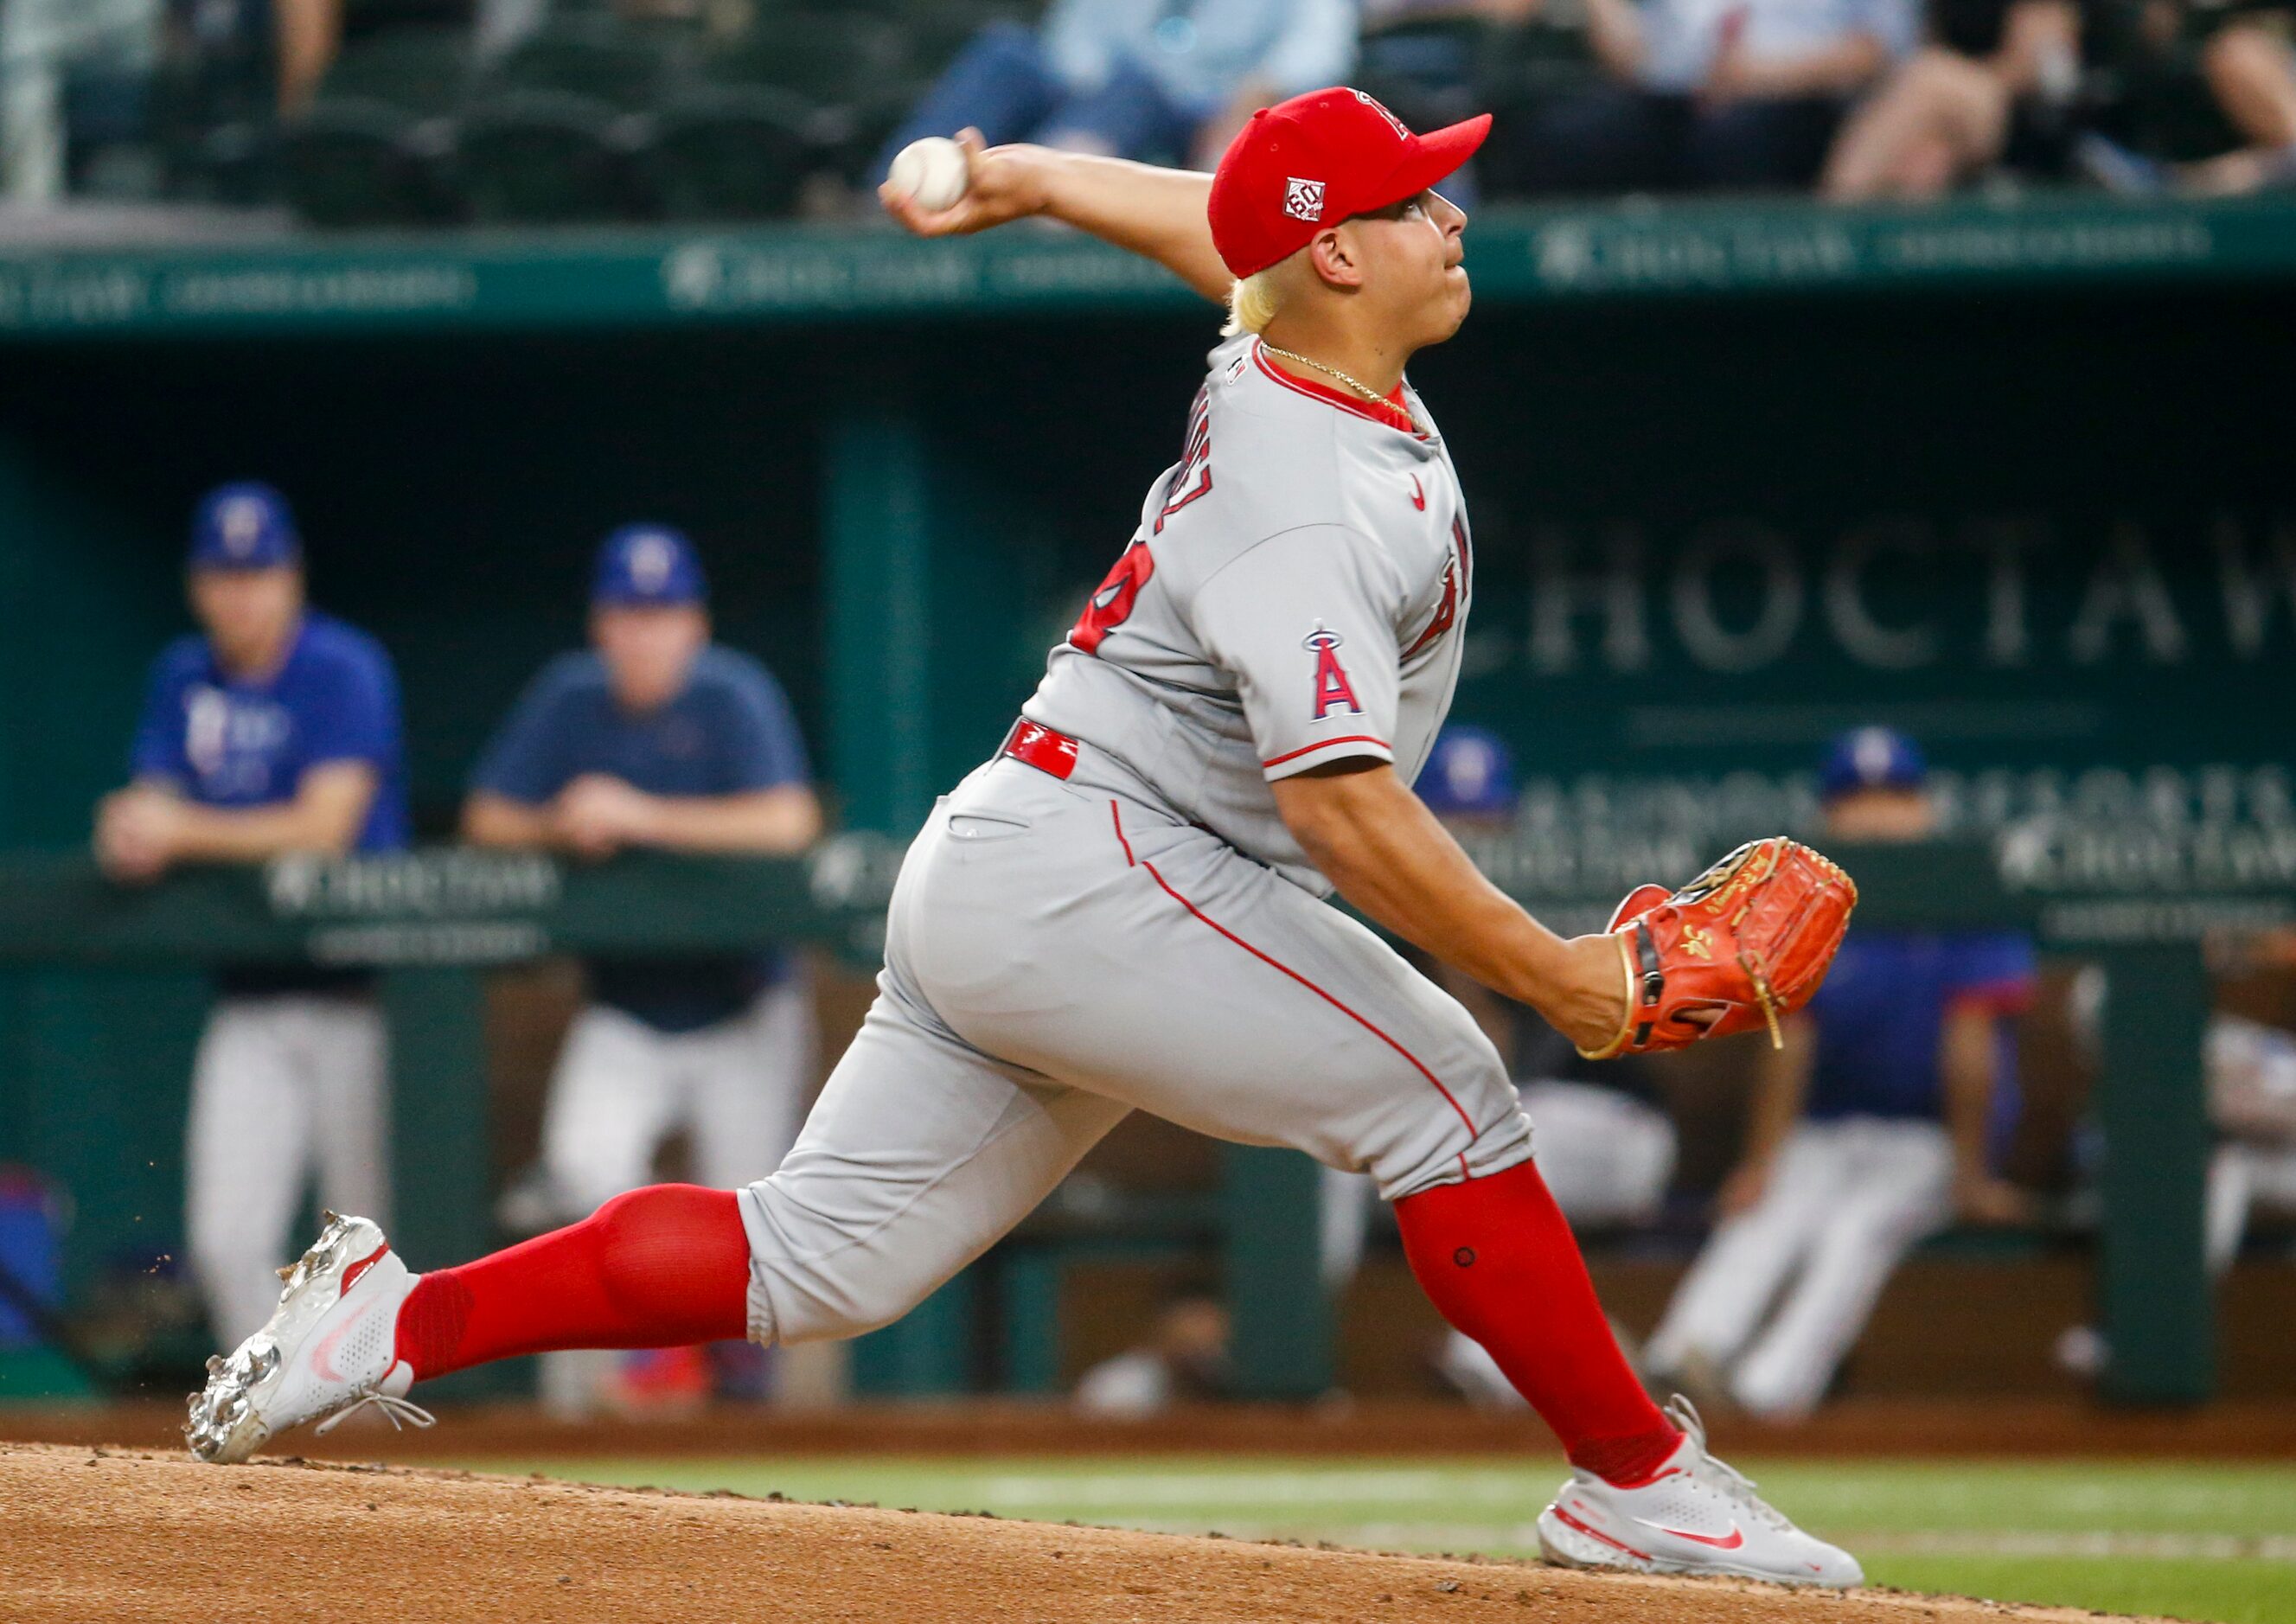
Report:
1001,718,1080,781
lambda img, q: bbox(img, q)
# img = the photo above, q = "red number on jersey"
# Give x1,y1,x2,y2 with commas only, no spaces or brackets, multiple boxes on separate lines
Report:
1154,387,1213,534
1069,540,1155,655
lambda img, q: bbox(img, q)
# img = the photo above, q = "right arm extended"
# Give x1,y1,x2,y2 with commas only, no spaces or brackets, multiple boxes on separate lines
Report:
880,131,1231,304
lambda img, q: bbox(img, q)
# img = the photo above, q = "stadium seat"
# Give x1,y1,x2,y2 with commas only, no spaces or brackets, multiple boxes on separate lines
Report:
280,29,472,227
681,12,918,189
283,102,457,227
451,87,645,223
643,84,815,220
148,22,279,206
450,18,678,224
482,14,676,112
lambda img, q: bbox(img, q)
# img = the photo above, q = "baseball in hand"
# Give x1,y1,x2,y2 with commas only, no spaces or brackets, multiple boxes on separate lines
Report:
888,137,969,211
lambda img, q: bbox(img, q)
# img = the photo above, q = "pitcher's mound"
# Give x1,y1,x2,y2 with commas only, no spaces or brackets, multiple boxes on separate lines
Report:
6,1441,2158,1623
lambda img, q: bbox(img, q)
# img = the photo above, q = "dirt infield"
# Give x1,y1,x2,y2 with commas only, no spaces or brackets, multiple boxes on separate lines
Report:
5,1442,2163,1624
6,1396,2294,1462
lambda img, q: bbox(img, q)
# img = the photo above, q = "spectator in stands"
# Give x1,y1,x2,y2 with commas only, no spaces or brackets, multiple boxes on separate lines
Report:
1073,1280,1232,1414
1644,726,2035,1419
873,0,1359,180
1,0,159,201
1316,726,1679,1407
272,0,489,114
462,522,822,1415
2077,0,2296,194
1819,0,2079,196
1490,0,1917,192
96,482,408,1346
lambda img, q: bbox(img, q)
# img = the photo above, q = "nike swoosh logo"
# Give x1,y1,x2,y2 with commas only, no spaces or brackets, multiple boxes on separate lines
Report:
310,1304,373,1385
1634,1518,1744,1550
1409,476,1426,511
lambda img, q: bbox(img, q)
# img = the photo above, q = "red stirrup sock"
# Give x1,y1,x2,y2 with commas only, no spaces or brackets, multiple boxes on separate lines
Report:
1396,1160,1680,1487
393,1184,751,1382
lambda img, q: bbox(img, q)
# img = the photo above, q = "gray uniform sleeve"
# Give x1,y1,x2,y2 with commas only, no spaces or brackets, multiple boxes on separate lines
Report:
1193,524,1407,781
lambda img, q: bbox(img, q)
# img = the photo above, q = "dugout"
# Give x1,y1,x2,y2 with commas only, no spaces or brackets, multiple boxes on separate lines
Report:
0,193,2290,1406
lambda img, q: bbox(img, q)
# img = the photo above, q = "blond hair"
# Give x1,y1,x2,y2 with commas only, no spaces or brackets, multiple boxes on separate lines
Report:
1222,268,1284,337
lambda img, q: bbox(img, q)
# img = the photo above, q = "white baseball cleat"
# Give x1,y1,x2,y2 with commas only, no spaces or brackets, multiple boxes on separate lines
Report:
184,1212,432,1464
1537,1398,1862,1589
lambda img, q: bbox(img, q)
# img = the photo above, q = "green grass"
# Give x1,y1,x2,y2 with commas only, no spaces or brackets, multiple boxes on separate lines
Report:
455,1454,2296,1624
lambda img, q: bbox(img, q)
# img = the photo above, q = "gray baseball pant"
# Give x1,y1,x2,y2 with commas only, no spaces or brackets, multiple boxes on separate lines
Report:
738,754,1535,1346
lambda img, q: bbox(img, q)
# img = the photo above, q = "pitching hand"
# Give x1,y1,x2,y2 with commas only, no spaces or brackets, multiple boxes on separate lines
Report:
879,129,1049,237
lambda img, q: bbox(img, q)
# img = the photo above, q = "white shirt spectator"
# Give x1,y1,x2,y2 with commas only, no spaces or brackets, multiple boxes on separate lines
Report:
1042,0,1359,118
1636,0,1917,91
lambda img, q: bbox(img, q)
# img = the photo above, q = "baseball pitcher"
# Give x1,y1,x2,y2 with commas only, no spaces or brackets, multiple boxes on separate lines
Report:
187,90,1861,1589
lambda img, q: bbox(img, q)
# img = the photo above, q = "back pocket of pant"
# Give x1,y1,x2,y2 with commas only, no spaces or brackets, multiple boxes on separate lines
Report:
945,812,1033,842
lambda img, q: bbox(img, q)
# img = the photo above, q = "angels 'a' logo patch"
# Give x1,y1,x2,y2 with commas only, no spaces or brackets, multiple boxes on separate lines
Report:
1283,177,1326,222
1352,91,1411,140
1302,624,1362,719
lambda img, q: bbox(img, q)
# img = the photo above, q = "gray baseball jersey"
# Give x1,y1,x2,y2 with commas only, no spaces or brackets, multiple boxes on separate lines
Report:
737,331,1530,1352
1026,333,1473,894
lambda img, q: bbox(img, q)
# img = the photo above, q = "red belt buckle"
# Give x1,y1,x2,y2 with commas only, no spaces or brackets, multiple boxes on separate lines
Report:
1001,718,1079,781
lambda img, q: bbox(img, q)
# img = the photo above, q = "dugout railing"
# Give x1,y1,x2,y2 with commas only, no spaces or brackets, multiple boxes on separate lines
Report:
0,833,2277,1408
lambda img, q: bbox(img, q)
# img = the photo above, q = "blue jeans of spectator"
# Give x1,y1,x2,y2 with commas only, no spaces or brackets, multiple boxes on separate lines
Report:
1500,86,1845,195
875,22,1203,185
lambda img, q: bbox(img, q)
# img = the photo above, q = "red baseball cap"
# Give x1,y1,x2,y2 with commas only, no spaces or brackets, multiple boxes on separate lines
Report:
1207,88,1491,279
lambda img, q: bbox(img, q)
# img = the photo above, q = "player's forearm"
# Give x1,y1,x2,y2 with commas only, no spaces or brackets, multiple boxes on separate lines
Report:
167,800,358,862
462,793,560,849
1733,35,1887,97
1272,764,1621,1048
1030,151,1231,304
638,788,823,854
1739,1020,1813,1168
1939,1006,1999,1182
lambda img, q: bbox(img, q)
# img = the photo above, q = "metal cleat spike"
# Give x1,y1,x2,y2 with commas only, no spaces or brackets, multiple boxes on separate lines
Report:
322,1209,341,1225
278,1264,297,1281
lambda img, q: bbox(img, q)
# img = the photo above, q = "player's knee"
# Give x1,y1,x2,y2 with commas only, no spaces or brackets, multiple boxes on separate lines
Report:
1377,1092,1534,1203
758,1247,948,1344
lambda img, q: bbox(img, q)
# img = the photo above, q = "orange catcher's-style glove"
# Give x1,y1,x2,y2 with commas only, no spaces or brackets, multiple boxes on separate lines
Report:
1577,837,1858,1060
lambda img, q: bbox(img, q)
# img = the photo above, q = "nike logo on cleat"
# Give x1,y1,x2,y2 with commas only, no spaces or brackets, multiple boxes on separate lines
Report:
1634,1519,1744,1550
1409,475,1427,511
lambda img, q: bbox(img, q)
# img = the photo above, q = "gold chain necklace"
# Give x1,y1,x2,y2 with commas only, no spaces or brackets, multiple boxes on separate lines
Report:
1259,342,1406,418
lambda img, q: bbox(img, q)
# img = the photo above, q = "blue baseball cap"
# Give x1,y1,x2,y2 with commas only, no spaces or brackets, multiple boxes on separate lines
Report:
189,482,301,570
592,523,706,607
1417,725,1518,818
1819,726,1927,801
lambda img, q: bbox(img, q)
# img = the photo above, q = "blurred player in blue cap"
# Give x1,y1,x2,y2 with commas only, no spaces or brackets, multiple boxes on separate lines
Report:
1646,725,2035,1417
1318,725,1681,1407
95,481,409,1346
464,523,822,1413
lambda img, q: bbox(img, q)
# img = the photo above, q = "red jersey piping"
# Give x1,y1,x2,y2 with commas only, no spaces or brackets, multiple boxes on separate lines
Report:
1250,342,1423,437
